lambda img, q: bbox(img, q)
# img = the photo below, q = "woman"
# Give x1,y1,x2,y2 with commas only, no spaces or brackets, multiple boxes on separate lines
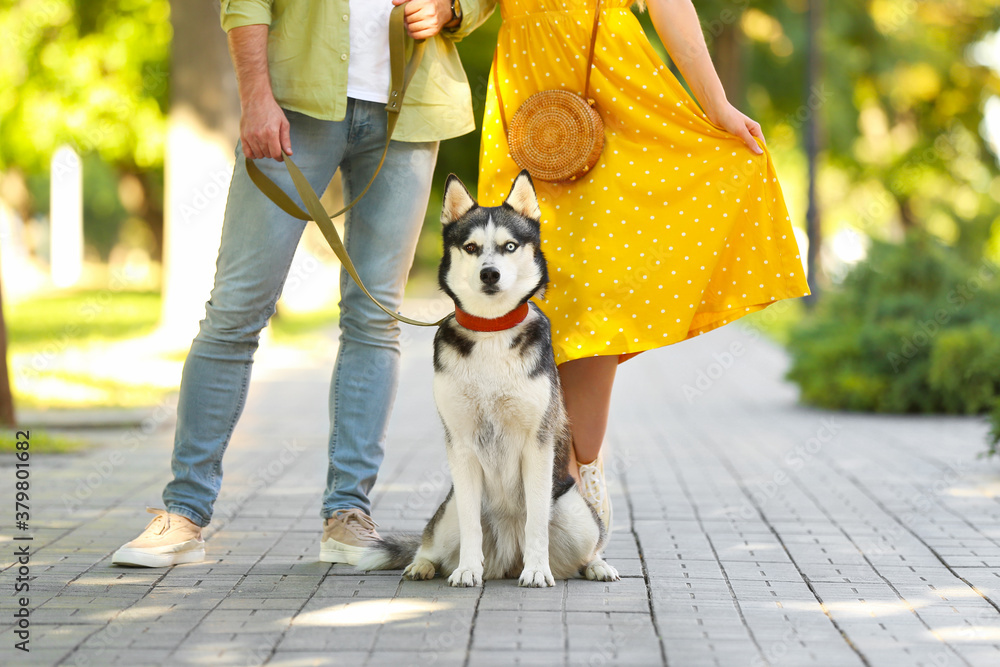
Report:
479,0,811,531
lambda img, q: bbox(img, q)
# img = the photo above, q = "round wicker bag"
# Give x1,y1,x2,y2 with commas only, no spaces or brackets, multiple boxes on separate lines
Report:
507,91,604,183
493,0,605,183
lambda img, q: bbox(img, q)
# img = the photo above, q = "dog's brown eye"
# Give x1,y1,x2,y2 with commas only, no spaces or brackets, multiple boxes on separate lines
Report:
504,242,518,252
464,243,478,254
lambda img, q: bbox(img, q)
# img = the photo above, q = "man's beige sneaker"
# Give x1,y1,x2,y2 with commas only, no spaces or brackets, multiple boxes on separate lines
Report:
112,508,205,567
319,508,380,565
578,455,613,537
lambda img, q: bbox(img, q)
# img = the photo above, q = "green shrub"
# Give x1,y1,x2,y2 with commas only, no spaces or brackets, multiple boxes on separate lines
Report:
990,403,1000,458
928,325,1000,415
785,234,1000,455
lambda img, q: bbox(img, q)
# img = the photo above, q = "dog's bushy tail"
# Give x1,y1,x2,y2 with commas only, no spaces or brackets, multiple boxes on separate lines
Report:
356,534,422,571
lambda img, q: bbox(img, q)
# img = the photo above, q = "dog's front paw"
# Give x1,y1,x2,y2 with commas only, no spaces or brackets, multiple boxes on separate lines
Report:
518,567,555,588
403,558,436,581
585,559,620,582
448,566,483,587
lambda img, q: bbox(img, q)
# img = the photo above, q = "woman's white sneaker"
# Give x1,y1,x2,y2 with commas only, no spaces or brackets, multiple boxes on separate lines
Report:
112,508,205,568
578,456,613,537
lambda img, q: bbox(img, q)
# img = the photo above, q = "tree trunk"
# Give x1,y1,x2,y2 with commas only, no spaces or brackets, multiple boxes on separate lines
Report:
0,269,16,428
713,22,745,111
160,0,241,339
803,0,823,307
121,167,166,261
898,197,917,231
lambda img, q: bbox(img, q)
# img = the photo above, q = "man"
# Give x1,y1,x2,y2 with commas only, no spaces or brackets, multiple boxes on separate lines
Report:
112,0,493,567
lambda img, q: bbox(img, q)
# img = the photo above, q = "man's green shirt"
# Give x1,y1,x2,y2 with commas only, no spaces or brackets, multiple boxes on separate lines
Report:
221,0,495,142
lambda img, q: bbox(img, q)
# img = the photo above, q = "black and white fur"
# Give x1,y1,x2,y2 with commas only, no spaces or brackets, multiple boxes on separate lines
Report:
357,171,618,587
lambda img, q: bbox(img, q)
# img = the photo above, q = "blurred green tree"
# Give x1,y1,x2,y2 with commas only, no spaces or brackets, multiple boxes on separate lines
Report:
660,1,1000,265
0,269,13,428
823,0,1000,260
0,0,171,255
2,0,997,281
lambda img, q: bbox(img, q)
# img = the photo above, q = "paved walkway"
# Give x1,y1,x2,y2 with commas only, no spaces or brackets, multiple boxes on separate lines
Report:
2,310,1000,666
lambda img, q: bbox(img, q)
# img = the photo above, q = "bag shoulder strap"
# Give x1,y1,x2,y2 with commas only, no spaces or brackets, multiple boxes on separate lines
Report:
583,0,602,101
492,0,603,137
245,6,446,327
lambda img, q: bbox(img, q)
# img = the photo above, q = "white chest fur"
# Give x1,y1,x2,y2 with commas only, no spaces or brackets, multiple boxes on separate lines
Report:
433,316,554,466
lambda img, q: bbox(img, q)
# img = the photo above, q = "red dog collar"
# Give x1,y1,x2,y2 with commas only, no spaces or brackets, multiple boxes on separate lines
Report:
454,302,530,332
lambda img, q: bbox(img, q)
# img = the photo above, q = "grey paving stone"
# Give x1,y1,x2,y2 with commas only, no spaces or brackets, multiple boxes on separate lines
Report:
567,648,666,667
63,648,174,666
6,322,1000,666
604,558,644,579
268,651,368,667
464,649,562,666
643,558,727,580
216,597,308,610
476,583,568,611
799,563,887,584
662,639,762,666
9,649,75,666
720,561,808,582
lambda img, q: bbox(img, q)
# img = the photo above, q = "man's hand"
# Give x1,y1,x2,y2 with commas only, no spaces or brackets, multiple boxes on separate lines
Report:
392,0,454,40
228,24,293,162
240,94,292,161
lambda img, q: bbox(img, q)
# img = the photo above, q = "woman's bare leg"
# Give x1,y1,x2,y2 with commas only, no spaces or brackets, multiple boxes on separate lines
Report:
558,356,618,483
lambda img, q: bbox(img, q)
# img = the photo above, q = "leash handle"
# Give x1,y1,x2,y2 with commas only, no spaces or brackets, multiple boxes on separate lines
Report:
245,5,446,328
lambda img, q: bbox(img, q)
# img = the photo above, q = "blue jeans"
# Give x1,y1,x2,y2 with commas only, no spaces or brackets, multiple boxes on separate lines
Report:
162,101,439,527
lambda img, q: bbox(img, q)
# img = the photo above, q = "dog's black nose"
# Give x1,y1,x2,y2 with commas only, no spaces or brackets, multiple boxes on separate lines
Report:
480,267,501,285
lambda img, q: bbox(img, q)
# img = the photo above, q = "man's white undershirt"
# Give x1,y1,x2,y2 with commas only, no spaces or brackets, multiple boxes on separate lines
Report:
346,0,394,105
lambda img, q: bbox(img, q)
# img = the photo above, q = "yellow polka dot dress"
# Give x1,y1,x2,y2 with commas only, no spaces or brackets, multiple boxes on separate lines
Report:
478,0,811,365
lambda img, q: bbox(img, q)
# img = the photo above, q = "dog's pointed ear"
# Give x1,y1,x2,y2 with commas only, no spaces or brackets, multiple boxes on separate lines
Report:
441,174,477,226
504,170,541,221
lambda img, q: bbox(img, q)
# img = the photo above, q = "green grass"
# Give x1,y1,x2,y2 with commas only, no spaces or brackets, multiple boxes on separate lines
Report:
268,305,340,342
6,289,172,409
0,428,91,454
7,290,161,352
11,372,175,410
3,288,343,410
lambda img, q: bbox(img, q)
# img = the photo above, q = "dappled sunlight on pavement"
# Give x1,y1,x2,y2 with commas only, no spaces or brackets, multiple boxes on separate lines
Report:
3,323,999,666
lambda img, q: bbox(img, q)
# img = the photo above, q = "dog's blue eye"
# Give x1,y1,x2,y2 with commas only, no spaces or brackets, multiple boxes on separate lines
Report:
504,242,518,252
464,243,478,254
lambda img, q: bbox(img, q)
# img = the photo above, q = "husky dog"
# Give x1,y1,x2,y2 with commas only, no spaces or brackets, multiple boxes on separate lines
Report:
357,171,618,587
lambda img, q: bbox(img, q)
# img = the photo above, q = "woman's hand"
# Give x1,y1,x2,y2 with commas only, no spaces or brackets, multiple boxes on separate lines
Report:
645,1,765,156
706,102,765,155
